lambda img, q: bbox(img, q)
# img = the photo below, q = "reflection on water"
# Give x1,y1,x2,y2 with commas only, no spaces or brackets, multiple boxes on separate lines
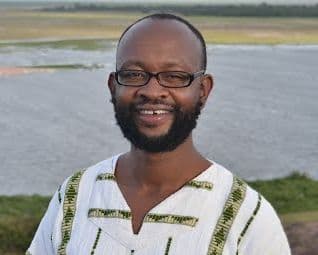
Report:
0,44,317,195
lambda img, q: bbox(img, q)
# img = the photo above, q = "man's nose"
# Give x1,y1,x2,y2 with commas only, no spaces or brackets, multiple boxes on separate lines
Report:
136,75,169,100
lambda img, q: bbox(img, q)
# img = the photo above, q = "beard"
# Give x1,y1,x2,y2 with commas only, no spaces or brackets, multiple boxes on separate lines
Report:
111,97,202,153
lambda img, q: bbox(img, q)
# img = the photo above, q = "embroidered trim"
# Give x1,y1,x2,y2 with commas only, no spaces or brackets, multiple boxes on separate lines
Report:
57,170,85,255
164,237,173,255
130,250,135,255
146,213,198,227
185,180,213,190
58,185,62,204
236,193,262,254
96,173,115,181
89,209,131,219
88,209,198,227
50,232,54,250
207,176,247,255
90,227,102,255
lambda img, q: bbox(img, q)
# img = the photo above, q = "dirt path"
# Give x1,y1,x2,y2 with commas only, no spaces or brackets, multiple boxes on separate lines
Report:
0,67,54,76
285,222,318,255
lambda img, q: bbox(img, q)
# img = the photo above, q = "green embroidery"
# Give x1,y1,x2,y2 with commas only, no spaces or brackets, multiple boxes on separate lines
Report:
130,250,135,255
25,251,32,255
96,173,116,181
146,214,198,227
89,209,131,219
57,170,85,255
207,176,247,255
50,232,54,248
236,193,262,255
164,237,173,255
185,180,213,190
90,228,102,255
88,209,198,227
58,185,62,204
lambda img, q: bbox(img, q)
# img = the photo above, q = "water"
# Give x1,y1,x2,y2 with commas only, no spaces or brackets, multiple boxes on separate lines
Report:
0,44,317,195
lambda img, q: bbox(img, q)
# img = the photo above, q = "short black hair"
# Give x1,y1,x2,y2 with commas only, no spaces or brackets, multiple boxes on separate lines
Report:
117,13,207,70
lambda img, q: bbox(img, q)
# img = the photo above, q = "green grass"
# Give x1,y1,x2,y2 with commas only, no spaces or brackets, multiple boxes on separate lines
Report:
1,173,317,254
28,63,105,69
248,172,318,214
0,38,114,51
0,196,49,254
280,210,318,225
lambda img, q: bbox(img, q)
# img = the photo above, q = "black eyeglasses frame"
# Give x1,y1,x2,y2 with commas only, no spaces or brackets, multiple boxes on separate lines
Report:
114,70,205,88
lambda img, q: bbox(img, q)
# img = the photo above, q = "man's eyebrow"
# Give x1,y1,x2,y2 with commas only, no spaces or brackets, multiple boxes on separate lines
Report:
118,60,192,71
117,60,146,70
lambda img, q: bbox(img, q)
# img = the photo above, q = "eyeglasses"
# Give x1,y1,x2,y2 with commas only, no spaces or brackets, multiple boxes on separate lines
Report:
114,70,205,88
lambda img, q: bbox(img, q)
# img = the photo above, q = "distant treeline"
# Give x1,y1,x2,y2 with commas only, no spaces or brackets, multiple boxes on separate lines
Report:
42,3,318,17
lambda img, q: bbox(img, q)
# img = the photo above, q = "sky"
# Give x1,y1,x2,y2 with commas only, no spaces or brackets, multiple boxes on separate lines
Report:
0,0,317,4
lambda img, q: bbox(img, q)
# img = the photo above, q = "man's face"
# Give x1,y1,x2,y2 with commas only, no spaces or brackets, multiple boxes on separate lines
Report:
109,19,212,152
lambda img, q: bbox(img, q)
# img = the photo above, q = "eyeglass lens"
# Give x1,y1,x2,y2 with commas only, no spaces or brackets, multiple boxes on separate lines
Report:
117,70,191,87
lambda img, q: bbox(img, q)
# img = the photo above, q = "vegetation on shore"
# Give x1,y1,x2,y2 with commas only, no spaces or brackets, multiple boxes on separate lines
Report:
249,172,318,214
0,173,317,254
43,3,318,17
0,196,49,255
1,10,318,45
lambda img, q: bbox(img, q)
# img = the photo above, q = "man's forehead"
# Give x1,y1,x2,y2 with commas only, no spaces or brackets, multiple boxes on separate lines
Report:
118,18,196,45
116,18,202,70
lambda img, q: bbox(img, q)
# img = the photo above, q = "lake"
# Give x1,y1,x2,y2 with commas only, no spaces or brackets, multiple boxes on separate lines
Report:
0,44,317,195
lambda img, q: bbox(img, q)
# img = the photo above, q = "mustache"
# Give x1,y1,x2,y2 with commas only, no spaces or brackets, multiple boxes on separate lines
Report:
111,96,179,112
131,98,177,111
134,97,174,106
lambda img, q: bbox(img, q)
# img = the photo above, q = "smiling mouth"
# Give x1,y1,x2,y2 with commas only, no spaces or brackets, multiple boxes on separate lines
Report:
139,109,171,115
134,107,174,127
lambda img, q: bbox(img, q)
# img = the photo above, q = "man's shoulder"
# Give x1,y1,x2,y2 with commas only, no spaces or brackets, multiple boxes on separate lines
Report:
211,161,278,217
56,154,120,207
59,154,120,191
213,162,285,240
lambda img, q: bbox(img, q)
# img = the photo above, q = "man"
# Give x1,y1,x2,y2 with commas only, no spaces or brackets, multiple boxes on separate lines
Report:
27,13,291,255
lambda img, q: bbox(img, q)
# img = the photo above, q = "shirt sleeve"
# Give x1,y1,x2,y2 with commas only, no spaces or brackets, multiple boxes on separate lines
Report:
239,197,291,255
26,180,67,255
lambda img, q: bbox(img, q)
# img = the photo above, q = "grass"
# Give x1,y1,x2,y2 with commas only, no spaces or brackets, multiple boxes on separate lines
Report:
1,10,318,45
0,196,50,255
281,210,318,225
0,173,317,254
248,172,318,214
28,63,105,69
0,38,115,51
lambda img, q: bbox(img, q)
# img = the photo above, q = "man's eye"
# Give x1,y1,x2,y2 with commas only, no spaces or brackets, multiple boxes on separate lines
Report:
165,73,187,80
130,72,140,76
125,72,143,78
170,74,183,78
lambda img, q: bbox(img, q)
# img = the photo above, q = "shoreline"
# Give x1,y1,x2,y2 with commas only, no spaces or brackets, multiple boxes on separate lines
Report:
1,10,318,44
0,67,55,76
1,38,318,47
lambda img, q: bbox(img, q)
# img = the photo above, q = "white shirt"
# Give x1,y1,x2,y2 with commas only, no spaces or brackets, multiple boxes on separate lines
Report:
27,155,291,255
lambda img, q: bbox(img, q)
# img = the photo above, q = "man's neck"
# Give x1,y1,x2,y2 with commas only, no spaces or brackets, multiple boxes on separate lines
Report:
115,135,211,190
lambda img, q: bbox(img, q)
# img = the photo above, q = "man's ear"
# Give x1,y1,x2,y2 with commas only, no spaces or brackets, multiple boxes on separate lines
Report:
107,72,116,97
199,73,214,108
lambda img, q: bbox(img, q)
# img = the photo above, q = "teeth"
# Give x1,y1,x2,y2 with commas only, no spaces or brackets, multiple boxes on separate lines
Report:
140,110,169,115
141,110,154,115
154,110,168,114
